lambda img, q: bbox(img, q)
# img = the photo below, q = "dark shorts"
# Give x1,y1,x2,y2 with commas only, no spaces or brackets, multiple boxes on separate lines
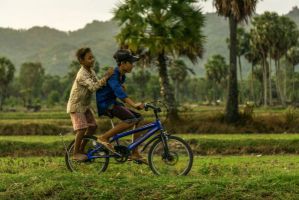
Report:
106,105,143,123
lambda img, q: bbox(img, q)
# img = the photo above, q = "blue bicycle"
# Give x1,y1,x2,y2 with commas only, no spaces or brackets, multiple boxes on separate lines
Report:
65,103,193,176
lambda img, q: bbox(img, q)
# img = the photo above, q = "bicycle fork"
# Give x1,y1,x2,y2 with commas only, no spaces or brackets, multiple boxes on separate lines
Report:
160,131,171,158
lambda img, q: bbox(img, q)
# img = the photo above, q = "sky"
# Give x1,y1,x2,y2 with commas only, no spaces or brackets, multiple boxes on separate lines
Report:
1,0,299,31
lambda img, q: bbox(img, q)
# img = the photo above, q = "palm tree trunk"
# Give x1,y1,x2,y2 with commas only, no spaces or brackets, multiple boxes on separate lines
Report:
278,59,286,106
268,57,272,106
275,59,284,105
292,64,295,102
238,55,243,81
263,58,268,107
225,16,239,123
238,55,243,104
284,59,287,104
157,52,178,121
251,63,255,103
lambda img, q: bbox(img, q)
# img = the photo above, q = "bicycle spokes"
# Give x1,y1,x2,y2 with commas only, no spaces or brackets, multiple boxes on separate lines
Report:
65,137,109,174
149,136,193,176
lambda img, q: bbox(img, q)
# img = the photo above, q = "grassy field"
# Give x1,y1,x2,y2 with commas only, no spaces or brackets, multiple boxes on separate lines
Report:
1,108,299,199
1,106,299,135
1,155,299,199
2,134,299,157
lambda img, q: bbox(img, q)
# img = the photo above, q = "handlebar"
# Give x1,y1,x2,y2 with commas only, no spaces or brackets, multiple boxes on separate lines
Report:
144,103,161,112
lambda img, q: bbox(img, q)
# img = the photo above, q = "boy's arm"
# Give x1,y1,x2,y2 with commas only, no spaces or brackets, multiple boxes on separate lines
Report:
123,97,144,110
77,68,113,92
108,75,143,109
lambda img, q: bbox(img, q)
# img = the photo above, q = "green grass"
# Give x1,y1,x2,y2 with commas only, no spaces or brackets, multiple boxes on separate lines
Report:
2,133,299,143
1,108,299,135
2,134,299,156
1,106,297,120
1,156,299,199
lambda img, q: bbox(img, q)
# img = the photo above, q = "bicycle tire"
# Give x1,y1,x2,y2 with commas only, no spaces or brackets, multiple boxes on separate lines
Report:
148,135,193,176
65,135,109,174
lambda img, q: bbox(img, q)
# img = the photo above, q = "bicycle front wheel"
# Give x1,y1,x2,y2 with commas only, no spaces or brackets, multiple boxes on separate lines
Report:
148,135,193,176
65,136,109,174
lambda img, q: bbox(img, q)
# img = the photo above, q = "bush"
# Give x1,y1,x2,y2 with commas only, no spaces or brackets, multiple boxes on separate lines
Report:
0,123,70,135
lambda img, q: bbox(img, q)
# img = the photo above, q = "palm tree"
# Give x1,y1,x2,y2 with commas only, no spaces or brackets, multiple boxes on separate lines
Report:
169,59,195,102
113,0,205,121
204,54,229,103
213,0,258,122
244,40,263,103
269,15,298,105
286,46,299,102
132,67,151,99
226,27,250,82
250,12,299,106
250,12,277,107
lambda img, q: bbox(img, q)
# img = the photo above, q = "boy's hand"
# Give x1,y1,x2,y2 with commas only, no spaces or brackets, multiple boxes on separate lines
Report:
134,102,144,110
104,67,114,78
122,85,126,91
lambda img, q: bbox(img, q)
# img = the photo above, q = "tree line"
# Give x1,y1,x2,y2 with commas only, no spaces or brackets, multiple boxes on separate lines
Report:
1,0,299,124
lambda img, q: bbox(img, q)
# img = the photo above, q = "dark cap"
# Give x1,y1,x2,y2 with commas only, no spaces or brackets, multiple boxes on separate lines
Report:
113,49,140,63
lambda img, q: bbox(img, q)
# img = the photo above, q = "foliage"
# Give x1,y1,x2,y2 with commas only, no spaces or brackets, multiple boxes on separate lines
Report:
19,62,45,106
0,57,15,110
113,0,206,120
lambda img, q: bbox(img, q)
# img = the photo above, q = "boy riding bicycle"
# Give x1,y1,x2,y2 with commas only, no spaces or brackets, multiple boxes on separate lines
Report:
96,49,147,164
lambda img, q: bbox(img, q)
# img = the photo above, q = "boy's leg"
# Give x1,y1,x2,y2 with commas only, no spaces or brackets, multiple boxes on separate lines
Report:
98,105,140,143
99,106,144,159
70,112,90,160
79,126,97,153
74,128,88,160
126,110,143,157
79,109,97,152
98,122,134,142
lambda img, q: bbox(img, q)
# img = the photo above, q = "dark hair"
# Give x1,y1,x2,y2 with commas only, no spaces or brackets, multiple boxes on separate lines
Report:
113,49,140,66
76,47,91,62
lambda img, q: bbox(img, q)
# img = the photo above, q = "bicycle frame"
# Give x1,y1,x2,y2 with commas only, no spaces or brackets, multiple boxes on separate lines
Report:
86,119,164,159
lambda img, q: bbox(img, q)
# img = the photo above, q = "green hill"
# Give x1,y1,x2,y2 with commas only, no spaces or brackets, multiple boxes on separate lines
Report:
0,7,299,76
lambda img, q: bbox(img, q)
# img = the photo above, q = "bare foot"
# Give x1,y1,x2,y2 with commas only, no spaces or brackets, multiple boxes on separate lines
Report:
97,137,115,153
73,153,88,161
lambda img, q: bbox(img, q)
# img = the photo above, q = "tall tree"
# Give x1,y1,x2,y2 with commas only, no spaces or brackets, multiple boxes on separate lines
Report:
250,13,274,106
19,62,45,106
251,13,299,106
204,54,229,102
41,75,63,100
113,0,205,121
286,46,299,101
0,57,15,110
169,59,195,102
213,0,258,122
274,16,299,104
244,38,263,103
132,67,151,99
226,27,250,82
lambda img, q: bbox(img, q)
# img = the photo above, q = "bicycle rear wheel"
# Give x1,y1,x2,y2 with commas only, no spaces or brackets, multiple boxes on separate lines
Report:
65,135,109,174
148,135,193,176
